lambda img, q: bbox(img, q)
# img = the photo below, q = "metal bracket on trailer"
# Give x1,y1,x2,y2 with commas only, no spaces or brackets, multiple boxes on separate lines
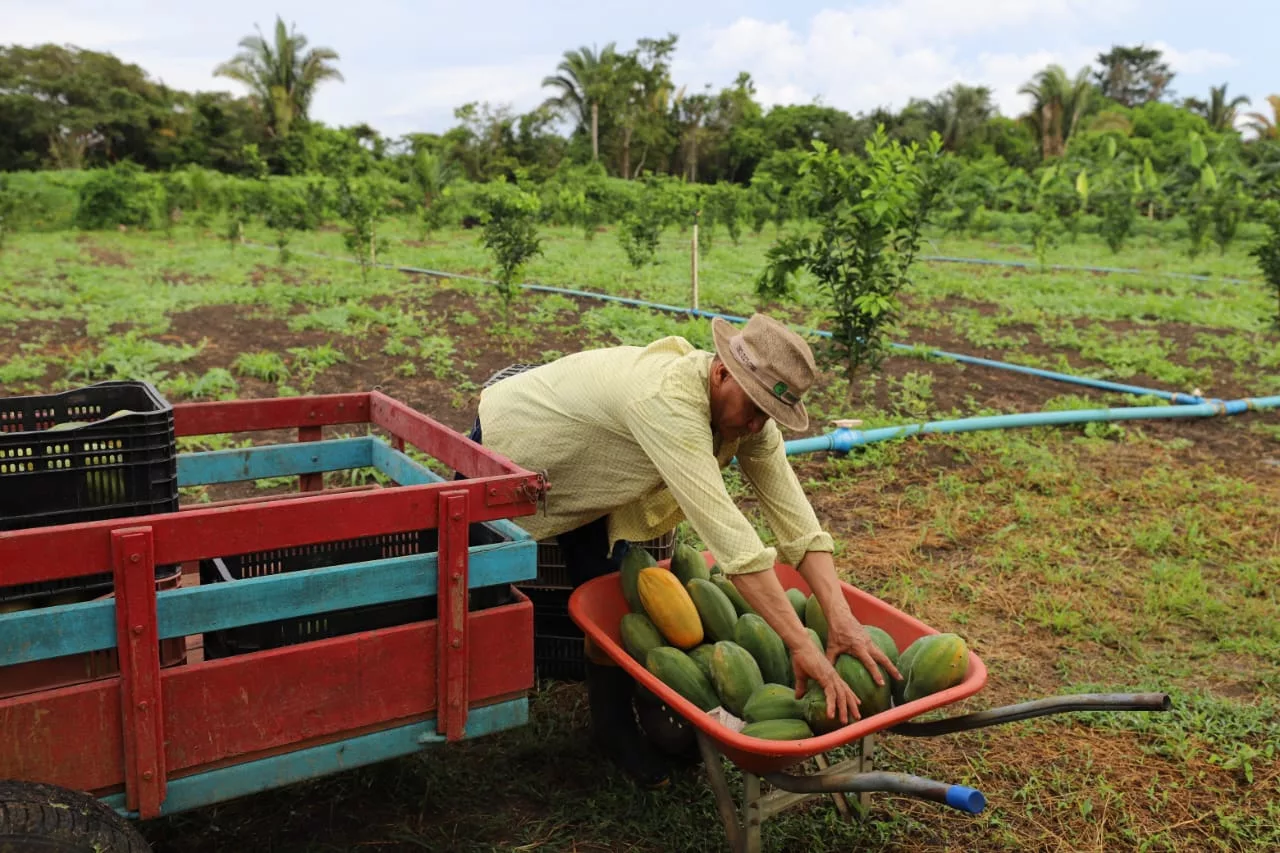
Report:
112,527,167,820
436,489,470,741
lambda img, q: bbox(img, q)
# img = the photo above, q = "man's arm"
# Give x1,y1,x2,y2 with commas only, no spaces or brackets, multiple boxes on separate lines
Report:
737,427,900,684
797,550,901,684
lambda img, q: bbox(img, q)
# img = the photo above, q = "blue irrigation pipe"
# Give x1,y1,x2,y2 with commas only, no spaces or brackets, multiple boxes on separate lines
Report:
781,396,1280,457
919,254,1258,286
244,243,1210,406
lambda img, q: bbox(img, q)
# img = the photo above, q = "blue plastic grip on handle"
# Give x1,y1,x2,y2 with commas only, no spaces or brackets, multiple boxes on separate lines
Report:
946,785,987,814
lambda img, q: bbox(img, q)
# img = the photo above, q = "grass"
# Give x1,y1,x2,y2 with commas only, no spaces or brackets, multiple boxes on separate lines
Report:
1,217,1277,852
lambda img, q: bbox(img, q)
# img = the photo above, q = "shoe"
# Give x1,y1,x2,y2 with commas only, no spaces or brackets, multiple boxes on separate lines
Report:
585,661,672,789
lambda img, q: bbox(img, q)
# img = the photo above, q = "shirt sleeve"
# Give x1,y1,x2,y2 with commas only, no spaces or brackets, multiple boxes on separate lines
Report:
735,422,835,567
623,377,778,576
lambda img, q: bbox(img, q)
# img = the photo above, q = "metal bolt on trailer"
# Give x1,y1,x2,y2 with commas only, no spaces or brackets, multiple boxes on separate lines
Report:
0,392,546,846
569,559,1174,853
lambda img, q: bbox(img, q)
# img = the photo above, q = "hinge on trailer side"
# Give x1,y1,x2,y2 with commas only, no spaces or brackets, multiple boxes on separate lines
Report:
485,472,549,515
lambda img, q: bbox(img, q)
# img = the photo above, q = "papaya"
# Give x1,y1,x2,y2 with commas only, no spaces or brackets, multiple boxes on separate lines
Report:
708,641,764,718
620,546,657,614
807,628,824,654
620,613,667,663
741,719,814,741
786,588,808,622
864,625,900,669
801,686,842,734
891,634,927,704
804,595,829,646
646,647,719,711
711,575,755,617
638,568,703,649
689,644,717,681
834,654,892,717
743,684,806,723
902,633,969,703
687,578,739,643
709,562,723,576
734,613,792,687
670,543,712,586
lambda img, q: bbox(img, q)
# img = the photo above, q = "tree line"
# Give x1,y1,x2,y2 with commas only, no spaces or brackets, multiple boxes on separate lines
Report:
1,20,1277,189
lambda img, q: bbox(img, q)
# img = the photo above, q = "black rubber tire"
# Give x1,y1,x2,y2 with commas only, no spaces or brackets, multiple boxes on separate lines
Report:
0,780,150,853
634,692,700,764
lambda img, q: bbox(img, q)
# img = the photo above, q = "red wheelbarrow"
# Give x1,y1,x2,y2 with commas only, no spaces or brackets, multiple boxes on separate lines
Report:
570,555,1171,853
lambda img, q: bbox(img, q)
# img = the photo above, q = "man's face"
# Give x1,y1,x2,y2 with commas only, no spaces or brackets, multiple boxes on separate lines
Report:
710,362,769,441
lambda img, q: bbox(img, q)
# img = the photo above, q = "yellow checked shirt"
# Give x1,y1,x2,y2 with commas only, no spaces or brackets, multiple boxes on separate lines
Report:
477,335,834,575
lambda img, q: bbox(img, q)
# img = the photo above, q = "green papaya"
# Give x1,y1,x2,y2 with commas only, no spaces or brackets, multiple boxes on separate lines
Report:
646,646,719,711
786,588,808,622
687,578,739,643
670,543,712,586
620,613,666,663
620,546,657,614
708,641,764,718
834,654,892,717
711,575,755,617
804,595,828,646
743,684,806,723
741,719,813,741
734,613,792,687
902,633,970,703
864,625,900,669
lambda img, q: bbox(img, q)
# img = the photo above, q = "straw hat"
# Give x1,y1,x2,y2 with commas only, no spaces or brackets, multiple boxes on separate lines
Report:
711,314,816,432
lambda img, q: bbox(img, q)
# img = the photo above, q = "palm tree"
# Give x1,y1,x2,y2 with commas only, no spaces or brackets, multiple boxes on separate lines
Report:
214,17,343,138
1245,94,1280,140
1018,64,1094,159
924,84,994,151
541,44,618,161
1185,84,1251,132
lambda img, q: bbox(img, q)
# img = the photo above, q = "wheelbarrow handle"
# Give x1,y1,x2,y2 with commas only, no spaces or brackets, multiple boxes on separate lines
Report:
888,692,1172,737
763,770,986,815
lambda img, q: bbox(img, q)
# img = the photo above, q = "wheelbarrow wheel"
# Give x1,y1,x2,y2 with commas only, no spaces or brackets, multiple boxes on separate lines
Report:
635,687,700,765
0,779,150,852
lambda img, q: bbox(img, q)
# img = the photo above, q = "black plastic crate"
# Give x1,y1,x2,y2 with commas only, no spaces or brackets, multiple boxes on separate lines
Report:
0,381,177,530
200,523,512,659
0,381,178,603
531,531,676,590
523,586,585,682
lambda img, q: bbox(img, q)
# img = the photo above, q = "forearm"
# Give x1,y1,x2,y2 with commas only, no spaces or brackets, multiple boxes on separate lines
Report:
730,568,811,651
797,550,857,626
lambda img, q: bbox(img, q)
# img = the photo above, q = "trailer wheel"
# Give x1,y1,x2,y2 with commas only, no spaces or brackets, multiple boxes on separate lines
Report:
0,780,150,853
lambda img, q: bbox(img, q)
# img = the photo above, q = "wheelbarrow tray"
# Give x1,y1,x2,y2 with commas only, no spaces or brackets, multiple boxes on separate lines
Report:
569,559,987,775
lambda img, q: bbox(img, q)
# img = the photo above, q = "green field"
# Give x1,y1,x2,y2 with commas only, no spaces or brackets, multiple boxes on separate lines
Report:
2,220,1278,852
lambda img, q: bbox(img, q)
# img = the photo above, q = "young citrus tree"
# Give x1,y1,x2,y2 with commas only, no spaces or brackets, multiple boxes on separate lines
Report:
477,181,543,317
755,128,949,387
1251,202,1280,328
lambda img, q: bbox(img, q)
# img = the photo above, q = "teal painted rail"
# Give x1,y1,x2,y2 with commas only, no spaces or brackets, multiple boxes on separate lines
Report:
0,439,536,667
178,436,376,485
0,540,534,666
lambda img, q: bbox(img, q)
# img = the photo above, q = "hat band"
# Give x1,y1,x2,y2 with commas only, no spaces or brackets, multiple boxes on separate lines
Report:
728,335,802,407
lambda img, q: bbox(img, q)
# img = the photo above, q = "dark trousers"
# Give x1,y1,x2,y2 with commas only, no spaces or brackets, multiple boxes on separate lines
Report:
457,417,628,587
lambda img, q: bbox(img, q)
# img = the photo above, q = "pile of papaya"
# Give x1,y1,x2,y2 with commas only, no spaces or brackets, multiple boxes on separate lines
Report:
618,543,970,741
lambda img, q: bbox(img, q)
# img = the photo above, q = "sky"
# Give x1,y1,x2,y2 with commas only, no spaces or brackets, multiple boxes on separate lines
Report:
4,0,1273,139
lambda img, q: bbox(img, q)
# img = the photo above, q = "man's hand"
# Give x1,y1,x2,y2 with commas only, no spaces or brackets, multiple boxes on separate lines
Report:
790,636,861,724
728,566,863,725
824,608,901,685
797,550,902,686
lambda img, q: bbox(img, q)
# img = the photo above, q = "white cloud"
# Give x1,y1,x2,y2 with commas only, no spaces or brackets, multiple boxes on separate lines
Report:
687,0,1233,121
1151,42,1237,75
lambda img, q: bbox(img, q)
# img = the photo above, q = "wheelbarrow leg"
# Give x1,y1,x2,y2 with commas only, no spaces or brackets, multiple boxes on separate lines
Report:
812,752,851,820
697,732,744,852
